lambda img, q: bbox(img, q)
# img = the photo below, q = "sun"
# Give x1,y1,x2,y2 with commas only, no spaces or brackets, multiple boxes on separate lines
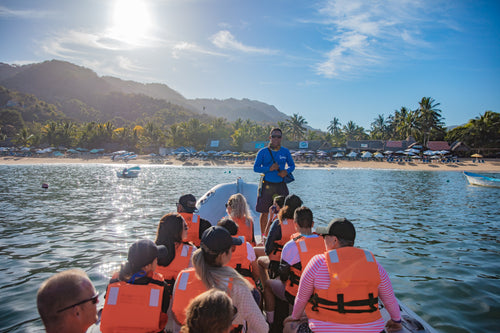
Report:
110,0,152,46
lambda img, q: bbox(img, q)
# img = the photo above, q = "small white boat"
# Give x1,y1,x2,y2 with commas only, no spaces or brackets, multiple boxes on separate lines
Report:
464,171,500,188
116,166,141,178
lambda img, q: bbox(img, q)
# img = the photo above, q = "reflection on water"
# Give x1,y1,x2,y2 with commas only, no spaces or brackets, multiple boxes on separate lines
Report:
0,165,498,332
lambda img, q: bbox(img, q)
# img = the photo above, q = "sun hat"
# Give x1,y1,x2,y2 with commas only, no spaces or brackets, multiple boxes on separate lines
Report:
127,239,166,271
178,194,197,213
315,217,356,242
201,226,242,253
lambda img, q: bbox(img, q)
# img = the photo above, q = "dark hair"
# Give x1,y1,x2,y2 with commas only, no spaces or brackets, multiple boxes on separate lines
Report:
155,213,185,266
180,289,235,333
279,194,303,220
294,206,313,228
270,127,282,135
217,218,239,236
273,195,285,208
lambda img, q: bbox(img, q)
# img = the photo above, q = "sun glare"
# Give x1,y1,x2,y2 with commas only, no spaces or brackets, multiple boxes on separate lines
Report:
110,0,152,46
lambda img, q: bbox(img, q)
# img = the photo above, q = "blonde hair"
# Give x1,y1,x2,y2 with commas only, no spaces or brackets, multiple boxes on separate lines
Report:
180,289,235,333
227,193,252,228
191,248,253,292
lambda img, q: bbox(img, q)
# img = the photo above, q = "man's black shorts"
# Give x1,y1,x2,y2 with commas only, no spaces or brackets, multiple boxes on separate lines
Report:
256,180,289,213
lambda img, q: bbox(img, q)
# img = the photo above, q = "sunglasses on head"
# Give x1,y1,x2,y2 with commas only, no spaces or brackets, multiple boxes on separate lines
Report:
57,292,99,313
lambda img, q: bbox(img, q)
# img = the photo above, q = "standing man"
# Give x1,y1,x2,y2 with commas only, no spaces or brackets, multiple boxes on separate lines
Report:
37,269,99,333
254,128,295,239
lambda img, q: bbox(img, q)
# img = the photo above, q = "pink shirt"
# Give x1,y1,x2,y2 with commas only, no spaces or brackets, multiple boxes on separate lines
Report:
292,252,401,333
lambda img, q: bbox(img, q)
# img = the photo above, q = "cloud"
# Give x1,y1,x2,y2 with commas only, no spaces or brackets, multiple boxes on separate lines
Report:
172,41,226,59
210,30,278,55
0,5,51,19
314,0,454,78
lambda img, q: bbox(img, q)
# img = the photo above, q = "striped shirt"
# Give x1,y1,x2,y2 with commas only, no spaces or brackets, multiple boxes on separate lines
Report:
291,252,401,333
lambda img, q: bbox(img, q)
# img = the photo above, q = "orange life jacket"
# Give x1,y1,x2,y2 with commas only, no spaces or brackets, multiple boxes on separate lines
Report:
180,212,201,247
306,247,382,324
155,242,194,282
100,272,167,333
227,236,255,287
171,268,234,326
284,234,325,304
268,218,296,262
232,216,255,246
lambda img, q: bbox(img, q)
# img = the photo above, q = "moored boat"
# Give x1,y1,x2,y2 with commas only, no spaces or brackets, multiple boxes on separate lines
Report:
116,166,141,178
463,171,500,188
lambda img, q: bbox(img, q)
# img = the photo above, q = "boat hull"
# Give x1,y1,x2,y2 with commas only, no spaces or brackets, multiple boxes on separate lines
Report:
464,172,500,188
196,177,260,233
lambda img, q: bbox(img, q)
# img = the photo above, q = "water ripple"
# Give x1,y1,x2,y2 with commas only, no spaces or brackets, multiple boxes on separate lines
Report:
0,165,498,332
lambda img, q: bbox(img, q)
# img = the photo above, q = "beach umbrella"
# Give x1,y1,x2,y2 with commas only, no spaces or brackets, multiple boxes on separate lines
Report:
374,152,384,158
333,152,344,157
423,150,435,156
347,151,358,158
361,151,372,158
471,153,483,158
405,148,420,154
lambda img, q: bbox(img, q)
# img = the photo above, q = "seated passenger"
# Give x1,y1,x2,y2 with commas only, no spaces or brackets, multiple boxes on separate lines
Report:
180,289,237,333
100,240,170,333
218,218,262,304
225,193,256,246
172,226,269,333
263,195,285,238
155,213,197,287
176,194,211,247
256,194,303,284
37,269,99,333
264,206,324,327
284,218,403,333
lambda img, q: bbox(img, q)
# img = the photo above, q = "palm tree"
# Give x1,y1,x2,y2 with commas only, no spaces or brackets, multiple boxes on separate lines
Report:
15,128,34,146
343,121,368,141
370,114,390,140
327,117,342,136
43,121,58,146
416,97,444,147
286,113,308,141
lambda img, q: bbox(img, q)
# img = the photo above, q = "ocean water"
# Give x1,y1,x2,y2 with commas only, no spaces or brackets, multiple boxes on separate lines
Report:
0,164,498,333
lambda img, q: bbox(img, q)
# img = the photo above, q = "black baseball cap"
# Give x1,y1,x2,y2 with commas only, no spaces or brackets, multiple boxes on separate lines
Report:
201,226,242,253
127,239,166,271
315,218,356,242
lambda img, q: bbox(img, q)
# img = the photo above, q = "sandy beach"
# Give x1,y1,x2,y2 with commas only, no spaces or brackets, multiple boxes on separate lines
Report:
1,155,499,172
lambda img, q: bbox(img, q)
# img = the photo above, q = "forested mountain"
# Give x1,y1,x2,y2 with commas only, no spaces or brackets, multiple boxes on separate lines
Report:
0,60,288,125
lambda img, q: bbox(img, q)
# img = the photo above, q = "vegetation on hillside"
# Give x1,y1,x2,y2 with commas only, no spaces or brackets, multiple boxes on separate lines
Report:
0,85,498,154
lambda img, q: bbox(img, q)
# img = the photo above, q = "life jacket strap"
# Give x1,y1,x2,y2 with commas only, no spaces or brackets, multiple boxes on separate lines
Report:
235,264,253,278
309,293,379,313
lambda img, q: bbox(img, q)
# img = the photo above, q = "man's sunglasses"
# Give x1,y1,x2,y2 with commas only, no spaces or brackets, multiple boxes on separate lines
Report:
271,135,282,139
56,292,99,313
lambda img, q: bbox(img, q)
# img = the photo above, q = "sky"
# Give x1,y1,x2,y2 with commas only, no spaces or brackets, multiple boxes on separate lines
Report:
1,0,499,131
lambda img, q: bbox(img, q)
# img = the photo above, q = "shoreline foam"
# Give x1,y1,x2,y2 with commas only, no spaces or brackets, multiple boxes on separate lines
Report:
1,156,499,172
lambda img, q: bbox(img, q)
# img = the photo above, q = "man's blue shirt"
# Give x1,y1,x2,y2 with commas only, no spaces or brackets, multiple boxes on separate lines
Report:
253,146,295,183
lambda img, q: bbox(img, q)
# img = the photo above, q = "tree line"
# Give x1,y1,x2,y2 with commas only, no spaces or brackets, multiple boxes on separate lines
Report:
2,96,499,154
